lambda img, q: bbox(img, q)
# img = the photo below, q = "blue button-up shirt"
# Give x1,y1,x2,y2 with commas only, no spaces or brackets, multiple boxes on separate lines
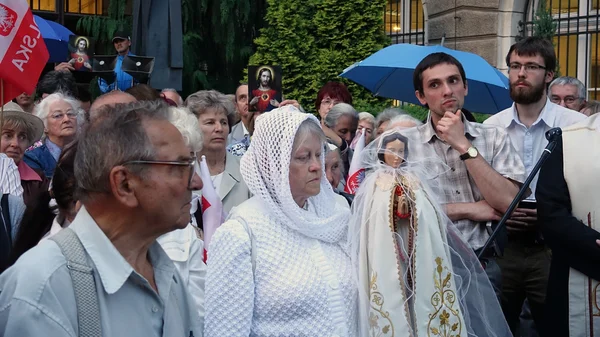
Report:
0,206,203,336
484,99,586,196
98,52,137,93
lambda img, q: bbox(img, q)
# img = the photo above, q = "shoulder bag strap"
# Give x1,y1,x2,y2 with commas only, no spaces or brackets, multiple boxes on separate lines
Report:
50,228,102,337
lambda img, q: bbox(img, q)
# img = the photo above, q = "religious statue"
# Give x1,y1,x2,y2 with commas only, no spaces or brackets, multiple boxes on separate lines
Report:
350,128,511,337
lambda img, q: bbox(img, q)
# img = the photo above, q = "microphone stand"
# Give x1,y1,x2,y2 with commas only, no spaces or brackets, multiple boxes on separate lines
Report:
477,128,562,260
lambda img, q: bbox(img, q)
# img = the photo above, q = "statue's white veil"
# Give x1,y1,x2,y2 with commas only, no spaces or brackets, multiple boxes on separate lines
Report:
348,127,512,337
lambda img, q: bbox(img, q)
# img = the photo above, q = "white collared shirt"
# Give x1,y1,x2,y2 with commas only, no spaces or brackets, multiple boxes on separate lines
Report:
485,99,586,196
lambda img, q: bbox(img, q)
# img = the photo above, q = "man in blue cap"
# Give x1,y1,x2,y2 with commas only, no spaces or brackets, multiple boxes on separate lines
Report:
98,30,137,93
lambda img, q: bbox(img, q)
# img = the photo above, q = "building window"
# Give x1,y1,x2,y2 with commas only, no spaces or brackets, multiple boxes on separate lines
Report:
525,0,600,99
589,33,600,99
554,35,578,77
30,0,55,11
65,0,103,15
384,0,423,35
547,0,578,14
384,0,424,44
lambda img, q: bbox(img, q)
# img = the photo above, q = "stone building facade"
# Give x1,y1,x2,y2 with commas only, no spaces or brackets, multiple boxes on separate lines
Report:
386,0,600,99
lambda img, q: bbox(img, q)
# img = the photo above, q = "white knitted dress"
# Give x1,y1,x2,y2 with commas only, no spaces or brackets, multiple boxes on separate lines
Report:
204,197,358,337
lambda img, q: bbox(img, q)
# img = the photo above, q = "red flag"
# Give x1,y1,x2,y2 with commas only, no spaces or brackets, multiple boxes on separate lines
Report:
344,130,366,194
0,0,49,102
197,155,227,263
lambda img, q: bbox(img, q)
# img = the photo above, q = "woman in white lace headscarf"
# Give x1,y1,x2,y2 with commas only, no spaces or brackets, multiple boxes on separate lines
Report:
204,106,357,337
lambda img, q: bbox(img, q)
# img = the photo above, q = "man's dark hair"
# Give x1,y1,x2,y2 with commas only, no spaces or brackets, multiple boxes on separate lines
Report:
413,52,467,95
505,36,556,72
37,71,79,98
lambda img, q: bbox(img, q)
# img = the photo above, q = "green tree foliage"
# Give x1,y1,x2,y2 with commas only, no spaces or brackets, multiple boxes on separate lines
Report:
248,0,390,113
533,0,558,41
182,0,267,97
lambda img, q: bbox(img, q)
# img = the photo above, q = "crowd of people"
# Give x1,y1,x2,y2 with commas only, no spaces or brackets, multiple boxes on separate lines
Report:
0,34,598,337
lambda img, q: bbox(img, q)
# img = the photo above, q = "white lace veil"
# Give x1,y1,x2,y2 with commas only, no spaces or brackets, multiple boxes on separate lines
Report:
349,127,512,337
240,106,350,244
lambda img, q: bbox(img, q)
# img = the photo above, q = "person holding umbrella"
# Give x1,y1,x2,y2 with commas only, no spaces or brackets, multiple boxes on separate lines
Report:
398,52,526,297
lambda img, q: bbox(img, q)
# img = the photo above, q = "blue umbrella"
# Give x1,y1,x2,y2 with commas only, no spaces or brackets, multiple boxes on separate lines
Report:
33,16,74,63
340,44,512,114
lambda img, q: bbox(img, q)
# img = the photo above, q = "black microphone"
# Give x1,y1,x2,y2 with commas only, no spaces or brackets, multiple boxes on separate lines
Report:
545,127,562,142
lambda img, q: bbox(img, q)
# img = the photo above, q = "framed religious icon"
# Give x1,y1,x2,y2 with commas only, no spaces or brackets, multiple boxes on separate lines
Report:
248,65,282,113
67,35,94,72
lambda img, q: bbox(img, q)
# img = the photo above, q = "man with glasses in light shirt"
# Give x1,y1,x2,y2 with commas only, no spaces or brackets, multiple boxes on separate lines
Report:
484,36,587,336
0,101,204,336
549,76,587,112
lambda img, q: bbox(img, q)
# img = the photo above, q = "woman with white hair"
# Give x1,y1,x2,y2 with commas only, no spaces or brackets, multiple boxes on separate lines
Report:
23,92,80,178
185,90,250,213
158,105,207,323
357,112,375,145
386,113,423,130
204,106,357,337
375,107,404,137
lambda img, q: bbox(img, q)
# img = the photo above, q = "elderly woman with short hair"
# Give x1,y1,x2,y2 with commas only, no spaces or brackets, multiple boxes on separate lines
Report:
357,112,375,145
322,102,359,178
24,92,80,178
204,106,357,337
185,90,250,213
0,103,48,207
375,107,404,137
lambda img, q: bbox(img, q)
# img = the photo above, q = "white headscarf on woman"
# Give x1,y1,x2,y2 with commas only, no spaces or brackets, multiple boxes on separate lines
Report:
240,105,349,244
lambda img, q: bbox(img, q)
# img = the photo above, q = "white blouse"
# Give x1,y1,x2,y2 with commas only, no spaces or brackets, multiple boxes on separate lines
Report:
204,197,357,337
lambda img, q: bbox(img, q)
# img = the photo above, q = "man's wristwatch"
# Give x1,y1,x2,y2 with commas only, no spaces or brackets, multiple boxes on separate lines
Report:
459,146,478,161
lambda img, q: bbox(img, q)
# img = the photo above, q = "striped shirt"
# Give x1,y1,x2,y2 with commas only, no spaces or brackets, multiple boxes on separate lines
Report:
0,154,23,197
398,113,526,249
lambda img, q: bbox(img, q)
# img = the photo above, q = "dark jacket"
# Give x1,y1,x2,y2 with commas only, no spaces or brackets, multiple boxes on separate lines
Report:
536,137,600,337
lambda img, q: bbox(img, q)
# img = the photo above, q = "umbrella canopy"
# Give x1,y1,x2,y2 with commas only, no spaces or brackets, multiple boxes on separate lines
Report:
33,16,73,63
340,44,512,114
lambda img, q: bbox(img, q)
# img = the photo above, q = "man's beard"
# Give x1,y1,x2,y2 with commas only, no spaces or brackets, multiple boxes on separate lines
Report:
510,80,545,105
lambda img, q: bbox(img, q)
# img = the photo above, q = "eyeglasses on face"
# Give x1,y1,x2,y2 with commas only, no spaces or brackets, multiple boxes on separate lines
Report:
123,156,197,188
550,96,582,105
321,98,341,107
508,62,547,73
50,111,78,120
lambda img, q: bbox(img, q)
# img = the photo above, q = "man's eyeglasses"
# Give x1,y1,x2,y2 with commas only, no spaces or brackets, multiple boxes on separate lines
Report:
550,96,582,105
123,156,197,188
50,111,78,120
508,63,547,73
321,98,341,107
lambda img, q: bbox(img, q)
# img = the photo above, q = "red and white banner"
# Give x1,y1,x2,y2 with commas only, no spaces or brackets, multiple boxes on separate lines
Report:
344,130,366,194
198,155,227,263
0,0,48,102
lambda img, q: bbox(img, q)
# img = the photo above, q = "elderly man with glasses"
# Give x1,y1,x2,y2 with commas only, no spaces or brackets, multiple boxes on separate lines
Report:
549,76,588,112
0,101,204,337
